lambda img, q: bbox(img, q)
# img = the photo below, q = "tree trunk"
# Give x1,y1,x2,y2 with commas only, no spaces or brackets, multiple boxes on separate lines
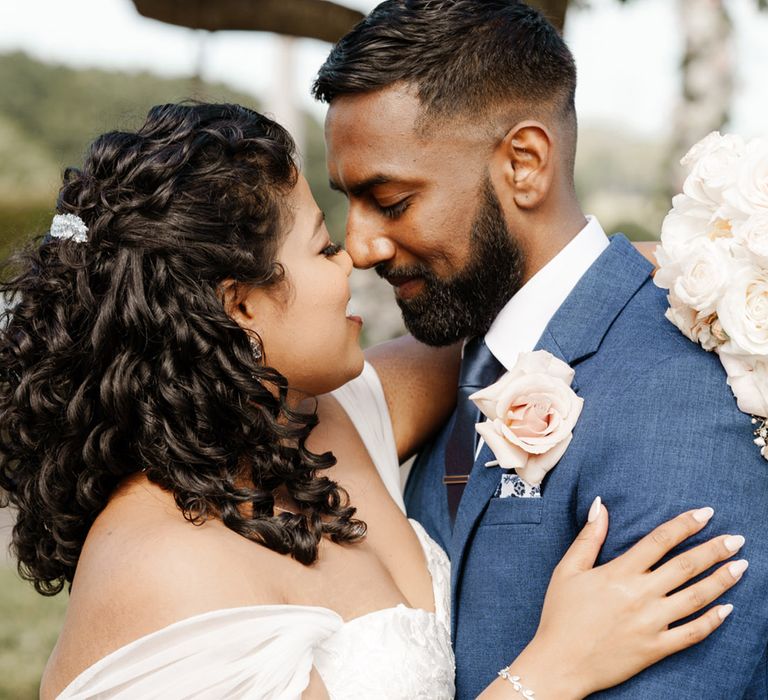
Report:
669,0,733,191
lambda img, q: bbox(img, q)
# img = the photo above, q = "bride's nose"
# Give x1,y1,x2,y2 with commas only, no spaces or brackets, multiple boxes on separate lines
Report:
339,248,354,276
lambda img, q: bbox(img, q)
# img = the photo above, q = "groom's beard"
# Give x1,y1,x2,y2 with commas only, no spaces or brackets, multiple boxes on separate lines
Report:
376,179,526,347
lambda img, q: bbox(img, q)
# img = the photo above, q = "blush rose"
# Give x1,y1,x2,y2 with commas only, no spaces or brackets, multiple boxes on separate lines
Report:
469,350,583,488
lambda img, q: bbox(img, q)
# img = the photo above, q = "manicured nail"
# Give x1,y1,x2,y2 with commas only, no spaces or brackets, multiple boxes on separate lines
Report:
728,560,749,579
724,535,746,552
588,496,602,523
692,507,714,523
718,604,734,620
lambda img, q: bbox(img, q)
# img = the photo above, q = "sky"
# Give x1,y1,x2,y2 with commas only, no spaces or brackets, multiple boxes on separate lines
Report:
0,0,766,139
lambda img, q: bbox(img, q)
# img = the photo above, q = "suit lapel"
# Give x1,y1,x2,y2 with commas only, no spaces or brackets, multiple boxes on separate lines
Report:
448,331,570,629
448,235,653,626
542,235,653,364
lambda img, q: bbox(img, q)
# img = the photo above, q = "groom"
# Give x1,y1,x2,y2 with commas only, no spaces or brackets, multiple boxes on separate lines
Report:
314,1,768,697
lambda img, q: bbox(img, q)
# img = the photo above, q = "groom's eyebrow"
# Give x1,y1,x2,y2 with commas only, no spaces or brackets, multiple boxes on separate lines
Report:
329,175,391,197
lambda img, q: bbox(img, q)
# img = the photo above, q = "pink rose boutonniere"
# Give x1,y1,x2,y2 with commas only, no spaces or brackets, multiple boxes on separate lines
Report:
469,350,584,489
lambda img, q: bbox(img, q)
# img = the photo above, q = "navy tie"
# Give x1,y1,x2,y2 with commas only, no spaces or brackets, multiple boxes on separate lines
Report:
444,337,504,521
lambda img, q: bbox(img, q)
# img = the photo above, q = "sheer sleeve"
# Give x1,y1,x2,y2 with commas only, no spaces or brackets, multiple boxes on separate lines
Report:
58,605,342,700
331,362,404,513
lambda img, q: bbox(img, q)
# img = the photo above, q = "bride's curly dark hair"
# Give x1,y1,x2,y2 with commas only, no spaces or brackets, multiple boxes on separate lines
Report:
0,102,366,595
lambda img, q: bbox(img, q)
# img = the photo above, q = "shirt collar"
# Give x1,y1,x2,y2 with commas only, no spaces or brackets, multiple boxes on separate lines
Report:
484,216,609,371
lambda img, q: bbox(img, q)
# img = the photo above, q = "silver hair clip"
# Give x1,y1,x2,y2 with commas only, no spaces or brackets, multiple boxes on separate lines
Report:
50,213,88,244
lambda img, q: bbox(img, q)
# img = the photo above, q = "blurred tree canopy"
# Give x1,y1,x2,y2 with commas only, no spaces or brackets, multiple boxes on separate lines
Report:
0,51,346,255
0,51,264,198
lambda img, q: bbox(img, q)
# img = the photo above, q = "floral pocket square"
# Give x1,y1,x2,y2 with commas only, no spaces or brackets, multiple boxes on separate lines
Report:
495,471,541,499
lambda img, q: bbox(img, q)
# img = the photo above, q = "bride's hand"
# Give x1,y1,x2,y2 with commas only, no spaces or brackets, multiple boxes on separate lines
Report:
479,499,746,699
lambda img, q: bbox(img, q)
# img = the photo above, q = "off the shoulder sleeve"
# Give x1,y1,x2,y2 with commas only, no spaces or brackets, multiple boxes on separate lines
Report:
58,605,342,700
331,362,404,513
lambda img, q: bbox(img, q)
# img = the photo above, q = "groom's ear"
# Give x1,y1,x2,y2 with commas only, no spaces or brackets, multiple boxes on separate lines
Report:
493,121,554,210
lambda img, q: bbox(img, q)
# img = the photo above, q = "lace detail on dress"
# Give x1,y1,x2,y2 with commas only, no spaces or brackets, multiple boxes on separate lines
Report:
409,519,451,631
313,522,454,700
57,522,455,700
316,364,455,698
314,607,454,700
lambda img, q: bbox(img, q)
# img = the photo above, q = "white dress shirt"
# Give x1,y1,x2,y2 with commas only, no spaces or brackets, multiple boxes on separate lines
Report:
484,215,609,371
473,217,609,481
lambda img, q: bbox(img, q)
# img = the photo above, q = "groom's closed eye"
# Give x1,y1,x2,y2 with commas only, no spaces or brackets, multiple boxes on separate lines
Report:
378,199,411,219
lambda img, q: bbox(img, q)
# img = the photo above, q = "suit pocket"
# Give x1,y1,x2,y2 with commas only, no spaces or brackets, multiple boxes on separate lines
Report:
481,496,544,526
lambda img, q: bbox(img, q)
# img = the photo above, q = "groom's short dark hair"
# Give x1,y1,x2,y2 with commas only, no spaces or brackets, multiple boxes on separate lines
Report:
313,0,577,137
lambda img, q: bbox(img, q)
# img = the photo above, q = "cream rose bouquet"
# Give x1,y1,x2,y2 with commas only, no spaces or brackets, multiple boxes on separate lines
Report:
654,131,768,458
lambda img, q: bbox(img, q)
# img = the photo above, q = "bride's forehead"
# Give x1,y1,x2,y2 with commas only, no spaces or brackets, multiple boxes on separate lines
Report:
289,176,324,219
278,179,324,243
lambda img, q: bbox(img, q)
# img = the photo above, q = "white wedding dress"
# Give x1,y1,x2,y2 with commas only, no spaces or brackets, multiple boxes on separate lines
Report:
58,364,455,699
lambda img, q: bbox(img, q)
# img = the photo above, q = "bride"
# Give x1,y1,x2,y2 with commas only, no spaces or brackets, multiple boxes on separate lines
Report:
0,103,743,699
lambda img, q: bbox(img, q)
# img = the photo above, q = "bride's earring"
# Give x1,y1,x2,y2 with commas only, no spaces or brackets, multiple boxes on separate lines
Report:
249,336,263,363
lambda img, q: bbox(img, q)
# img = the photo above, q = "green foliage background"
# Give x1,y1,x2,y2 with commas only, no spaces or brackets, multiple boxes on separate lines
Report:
0,51,347,257
0,566,67,699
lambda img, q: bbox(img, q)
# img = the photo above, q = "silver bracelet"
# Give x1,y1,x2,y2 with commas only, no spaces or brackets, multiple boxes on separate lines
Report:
497,666,536,699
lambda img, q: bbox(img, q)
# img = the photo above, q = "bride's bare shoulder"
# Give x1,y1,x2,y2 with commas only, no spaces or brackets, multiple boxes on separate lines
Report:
41,477,284,698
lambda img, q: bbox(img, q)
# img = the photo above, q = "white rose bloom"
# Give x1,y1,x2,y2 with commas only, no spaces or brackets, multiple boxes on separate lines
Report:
723,136,768,217
717,264,768,357
664,291,697,339
735,212,768,266
680,131,745,169
719,351,768,418
658,240,731,315
663,293,726,351
682,134,743,208
695,314,728,352
655,194,713,277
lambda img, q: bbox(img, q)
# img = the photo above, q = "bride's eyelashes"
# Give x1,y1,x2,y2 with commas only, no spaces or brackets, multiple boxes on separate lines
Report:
321,242,344,257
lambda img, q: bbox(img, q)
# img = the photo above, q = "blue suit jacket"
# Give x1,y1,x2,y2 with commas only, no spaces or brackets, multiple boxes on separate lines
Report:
404,235,768,698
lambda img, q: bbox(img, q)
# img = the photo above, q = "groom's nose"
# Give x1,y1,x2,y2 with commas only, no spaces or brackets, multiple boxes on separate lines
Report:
345,211,397,269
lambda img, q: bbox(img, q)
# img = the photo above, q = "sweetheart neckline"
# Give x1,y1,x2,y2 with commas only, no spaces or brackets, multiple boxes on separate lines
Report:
58,602,440,697
58,520,445,698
